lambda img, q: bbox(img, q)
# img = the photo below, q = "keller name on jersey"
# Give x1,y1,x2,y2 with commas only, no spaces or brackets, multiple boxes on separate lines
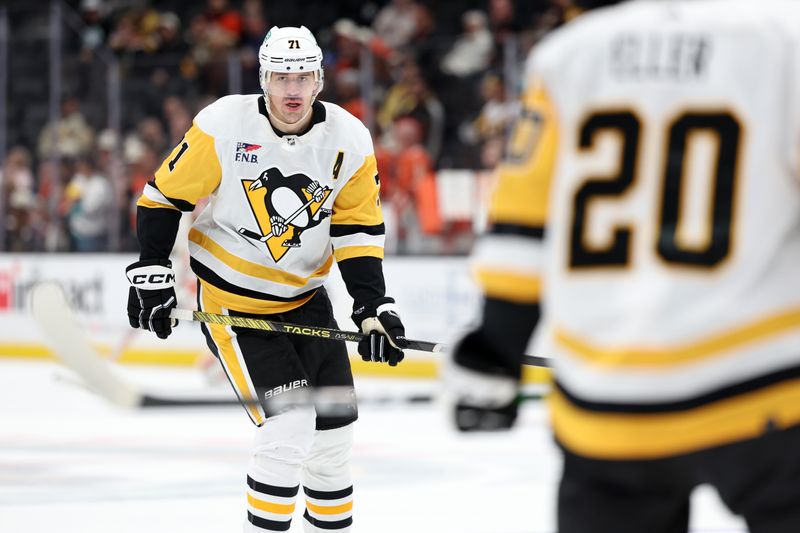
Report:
610,32,711,81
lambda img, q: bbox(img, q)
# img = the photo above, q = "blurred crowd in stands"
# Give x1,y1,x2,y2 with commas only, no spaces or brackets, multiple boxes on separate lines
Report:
1,0,581,254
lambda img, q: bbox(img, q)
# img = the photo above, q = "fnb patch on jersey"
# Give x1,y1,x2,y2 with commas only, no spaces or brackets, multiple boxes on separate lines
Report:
235,142,261,163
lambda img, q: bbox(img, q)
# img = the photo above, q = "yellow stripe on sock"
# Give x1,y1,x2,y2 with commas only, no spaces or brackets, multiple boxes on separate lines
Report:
248,493,295,515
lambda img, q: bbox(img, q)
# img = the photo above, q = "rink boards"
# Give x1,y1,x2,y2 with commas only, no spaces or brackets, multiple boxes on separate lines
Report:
0,254,549,383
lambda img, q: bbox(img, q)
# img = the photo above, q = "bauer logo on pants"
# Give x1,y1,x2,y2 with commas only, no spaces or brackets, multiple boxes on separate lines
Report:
263,379,309,399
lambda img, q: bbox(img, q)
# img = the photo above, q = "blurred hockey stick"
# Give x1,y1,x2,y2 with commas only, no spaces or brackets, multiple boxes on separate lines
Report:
169,308,551,368
30,282,545,411
51,368,544,414
31,281,149,409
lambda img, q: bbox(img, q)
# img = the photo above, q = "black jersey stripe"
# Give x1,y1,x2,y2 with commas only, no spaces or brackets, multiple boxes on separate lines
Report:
303,510,353,530
302,485,353,500
555,362,800,414
330,223,386,237
488,223,545,240
147,179,195,212
191,259,318,303
247,476,299,498
247,511,292,531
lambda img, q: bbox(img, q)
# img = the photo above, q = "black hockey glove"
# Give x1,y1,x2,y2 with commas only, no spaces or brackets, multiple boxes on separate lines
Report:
126,259,178,339
351,296,408,366
447,329,521,432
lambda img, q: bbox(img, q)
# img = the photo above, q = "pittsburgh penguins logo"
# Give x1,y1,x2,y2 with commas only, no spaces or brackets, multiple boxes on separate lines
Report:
238,167,332,262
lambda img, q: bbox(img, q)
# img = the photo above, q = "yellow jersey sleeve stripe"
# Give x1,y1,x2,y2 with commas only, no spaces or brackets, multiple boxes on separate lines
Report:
554,307,800,367
490,79,558,227
475,269,541,303
247,494,295,515
549,377,800,459
136,196,180,211
189,228,333,287
154,122,222,205
333,245,384,262
331,155,383,227
305,500,354,515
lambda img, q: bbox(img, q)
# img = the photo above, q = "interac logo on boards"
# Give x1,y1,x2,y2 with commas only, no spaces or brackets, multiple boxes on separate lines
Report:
0,264,104,313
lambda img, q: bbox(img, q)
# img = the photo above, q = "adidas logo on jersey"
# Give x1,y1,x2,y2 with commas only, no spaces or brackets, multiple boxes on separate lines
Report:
235,142,261,163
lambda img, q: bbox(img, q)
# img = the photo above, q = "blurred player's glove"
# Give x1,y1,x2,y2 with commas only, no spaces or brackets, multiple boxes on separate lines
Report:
125,259,178,339
446,329,520,432
352,296,408,366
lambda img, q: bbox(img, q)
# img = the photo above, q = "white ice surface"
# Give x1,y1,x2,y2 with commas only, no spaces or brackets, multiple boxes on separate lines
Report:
0,360,746,533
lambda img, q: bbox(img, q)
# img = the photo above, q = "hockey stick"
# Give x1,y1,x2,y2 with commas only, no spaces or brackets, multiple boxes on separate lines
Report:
30,282,277,409
31,281,145,408
170,308,551,368
29,282,547,411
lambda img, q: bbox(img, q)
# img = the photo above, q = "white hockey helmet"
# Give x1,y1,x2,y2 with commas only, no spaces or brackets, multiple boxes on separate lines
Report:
258,26,324,97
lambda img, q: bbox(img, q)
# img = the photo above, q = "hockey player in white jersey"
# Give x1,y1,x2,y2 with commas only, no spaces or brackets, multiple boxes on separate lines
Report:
125,26,407,532
449,1,800,531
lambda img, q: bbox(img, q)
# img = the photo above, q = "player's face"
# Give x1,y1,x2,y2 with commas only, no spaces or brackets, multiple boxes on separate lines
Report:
267,73,316,124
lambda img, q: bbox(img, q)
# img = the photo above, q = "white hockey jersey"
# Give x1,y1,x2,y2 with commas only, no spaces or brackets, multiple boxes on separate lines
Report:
473,0,800,459
138,96,384,314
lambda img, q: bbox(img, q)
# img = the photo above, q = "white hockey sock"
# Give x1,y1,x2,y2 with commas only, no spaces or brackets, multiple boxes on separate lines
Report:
302,424,355,532
246,406,316,532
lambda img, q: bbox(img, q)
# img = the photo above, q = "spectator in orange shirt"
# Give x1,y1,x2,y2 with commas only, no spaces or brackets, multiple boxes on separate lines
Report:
204,0,243,43
391,117,442,252
334,69,366,123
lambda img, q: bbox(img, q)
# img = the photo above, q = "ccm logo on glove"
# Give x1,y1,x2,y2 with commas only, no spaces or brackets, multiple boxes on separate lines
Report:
125,264,176,290
125,259,178,339
130,273,176,285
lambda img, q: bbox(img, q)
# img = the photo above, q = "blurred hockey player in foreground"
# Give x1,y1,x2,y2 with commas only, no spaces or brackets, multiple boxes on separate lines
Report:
125,26,407,532
449,1,800,531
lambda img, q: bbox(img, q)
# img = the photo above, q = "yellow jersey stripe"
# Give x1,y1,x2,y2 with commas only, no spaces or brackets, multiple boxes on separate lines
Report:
305,500,353,515
475,269,541,303
247,494,295,515
549,377,800,459
200,291,264,425
199,280,314,315
555,307,800,367
136,196,180,211
189,228,333,287
333,245,384,262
